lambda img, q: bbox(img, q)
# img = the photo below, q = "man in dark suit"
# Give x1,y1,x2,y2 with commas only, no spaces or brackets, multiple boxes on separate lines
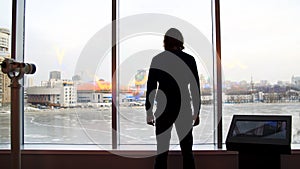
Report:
145,28,201,169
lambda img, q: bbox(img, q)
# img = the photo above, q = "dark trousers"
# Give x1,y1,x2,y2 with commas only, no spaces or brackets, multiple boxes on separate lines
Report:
154,121,195,169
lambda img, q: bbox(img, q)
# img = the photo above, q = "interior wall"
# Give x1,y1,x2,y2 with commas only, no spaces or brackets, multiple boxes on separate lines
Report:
1,150,300,169
1,150,237,169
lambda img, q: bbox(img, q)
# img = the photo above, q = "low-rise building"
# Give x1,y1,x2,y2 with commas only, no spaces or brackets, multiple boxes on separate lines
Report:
77,82,111,107
26,79,77,108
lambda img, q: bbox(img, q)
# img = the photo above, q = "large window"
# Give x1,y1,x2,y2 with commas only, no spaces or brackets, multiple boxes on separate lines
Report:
0,0,12,149
3,0,300,151
118,0,214,145
24,0,112,145
221,0,300,144
23,0,215,148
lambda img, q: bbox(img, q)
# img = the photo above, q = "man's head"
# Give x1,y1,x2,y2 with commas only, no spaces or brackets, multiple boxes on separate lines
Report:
164,28,184,51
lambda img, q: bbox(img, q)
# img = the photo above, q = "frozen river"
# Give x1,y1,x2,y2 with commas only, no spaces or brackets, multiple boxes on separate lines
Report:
1,103,300,146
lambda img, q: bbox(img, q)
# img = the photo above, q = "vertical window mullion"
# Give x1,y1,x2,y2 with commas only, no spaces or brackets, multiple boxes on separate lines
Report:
215,0,222,148
112,0,118,149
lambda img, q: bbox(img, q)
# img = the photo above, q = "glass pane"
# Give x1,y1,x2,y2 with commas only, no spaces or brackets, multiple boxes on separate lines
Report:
24,0,112,145
0,0,12,149
118,0,214,145
221,0,300,144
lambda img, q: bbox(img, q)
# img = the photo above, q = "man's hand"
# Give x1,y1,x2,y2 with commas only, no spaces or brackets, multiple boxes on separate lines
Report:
147,114,155,126
193,114,200,126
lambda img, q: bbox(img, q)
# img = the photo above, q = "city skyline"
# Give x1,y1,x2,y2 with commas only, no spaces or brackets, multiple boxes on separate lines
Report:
25,69,300,90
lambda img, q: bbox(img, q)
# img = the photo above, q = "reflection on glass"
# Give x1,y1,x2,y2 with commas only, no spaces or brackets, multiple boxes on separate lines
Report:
119,0,214,145
0,0,12,148
233,121,286,139
24,0,112,145
221,0,300,144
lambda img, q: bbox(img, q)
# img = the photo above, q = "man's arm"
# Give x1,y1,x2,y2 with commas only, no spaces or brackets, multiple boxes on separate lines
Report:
145,59,158,125
190,57,201,125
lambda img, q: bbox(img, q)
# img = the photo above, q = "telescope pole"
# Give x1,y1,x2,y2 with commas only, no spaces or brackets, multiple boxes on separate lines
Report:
10,77,22,169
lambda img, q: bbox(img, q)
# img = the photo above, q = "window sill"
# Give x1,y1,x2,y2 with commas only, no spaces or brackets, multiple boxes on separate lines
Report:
1,143,300,152
23,143,225,151
0,143,223,151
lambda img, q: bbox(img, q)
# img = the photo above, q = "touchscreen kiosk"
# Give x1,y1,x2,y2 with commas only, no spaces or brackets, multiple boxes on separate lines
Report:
226,115,291,169
226,115,291,153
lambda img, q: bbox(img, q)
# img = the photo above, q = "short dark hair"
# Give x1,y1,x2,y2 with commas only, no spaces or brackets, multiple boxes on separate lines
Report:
164,28,184,50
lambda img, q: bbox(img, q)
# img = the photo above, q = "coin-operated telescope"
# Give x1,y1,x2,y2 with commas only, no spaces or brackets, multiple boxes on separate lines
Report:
0,58,36,169
1,58,36,79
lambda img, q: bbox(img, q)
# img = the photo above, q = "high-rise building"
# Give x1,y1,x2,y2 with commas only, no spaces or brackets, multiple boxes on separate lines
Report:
27,77,35,87
292,76,300,88
49,71,61,80
0,28,11,106
72,74,81,81
0,28,10,53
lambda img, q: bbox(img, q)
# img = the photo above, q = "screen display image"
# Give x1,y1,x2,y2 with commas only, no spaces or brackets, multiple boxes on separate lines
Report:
232,120,287,139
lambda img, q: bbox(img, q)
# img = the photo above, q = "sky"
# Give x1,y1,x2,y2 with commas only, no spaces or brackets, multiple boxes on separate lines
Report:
1,0,300,86
0,0,11,29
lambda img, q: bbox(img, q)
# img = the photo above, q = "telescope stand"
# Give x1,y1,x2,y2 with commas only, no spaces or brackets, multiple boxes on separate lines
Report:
8,72,24,169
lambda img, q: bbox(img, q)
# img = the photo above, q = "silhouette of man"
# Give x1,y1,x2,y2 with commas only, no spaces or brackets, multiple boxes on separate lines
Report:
146,28,201,169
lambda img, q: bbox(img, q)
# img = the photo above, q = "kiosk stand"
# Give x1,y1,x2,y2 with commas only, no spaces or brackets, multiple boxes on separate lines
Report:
239,151,280,169
226,115,291,169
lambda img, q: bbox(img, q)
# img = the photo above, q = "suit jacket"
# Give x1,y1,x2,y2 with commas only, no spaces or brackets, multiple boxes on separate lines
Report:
145,50,201,123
